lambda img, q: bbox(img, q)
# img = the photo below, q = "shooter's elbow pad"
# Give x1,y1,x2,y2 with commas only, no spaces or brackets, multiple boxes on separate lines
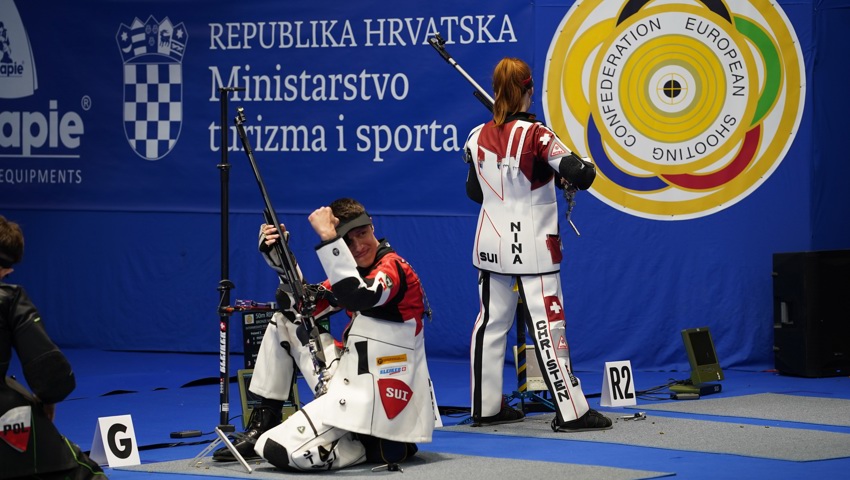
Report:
23,351,76,404
559,153,596,190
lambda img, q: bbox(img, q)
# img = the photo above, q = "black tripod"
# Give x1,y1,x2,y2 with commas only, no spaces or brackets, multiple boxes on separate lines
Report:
215,86,245,433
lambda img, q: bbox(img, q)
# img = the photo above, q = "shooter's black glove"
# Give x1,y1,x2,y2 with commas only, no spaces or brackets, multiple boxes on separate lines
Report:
275,283,330,322
558,153,596,190
275,286,299,322
259,228,290,254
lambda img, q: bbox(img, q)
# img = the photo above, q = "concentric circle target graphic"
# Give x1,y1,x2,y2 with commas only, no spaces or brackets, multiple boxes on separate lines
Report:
543,0,805,220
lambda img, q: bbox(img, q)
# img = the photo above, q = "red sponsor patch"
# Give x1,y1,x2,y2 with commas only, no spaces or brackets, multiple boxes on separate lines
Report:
557,335,569,351
378,378,413,419
544,296,565,322
549,140,567,157
0,406,32,452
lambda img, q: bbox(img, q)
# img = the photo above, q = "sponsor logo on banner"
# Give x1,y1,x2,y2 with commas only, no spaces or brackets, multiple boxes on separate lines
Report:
543,0,805,219
0,0,87,174
116,16,188,161
0,0,36,98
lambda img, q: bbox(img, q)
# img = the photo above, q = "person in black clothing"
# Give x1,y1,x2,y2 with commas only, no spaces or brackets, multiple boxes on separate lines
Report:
0,215,105,479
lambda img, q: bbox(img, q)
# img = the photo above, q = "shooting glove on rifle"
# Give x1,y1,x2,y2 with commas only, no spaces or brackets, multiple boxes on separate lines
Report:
275,286,301,323
258,225,301,280
275,284,337,323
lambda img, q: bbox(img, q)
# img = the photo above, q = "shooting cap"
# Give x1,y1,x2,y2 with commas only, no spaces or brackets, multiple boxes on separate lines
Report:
336,212,372,239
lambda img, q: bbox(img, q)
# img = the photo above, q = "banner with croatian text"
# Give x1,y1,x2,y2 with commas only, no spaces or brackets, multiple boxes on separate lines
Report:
2,0,847,372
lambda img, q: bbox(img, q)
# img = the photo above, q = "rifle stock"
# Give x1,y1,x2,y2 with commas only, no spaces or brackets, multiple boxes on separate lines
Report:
234,107,329,396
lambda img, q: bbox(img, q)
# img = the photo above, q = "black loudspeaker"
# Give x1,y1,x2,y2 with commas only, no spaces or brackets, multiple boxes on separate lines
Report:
772,250,850,377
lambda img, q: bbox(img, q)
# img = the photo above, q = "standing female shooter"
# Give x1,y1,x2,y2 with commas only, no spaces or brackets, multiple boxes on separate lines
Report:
464,57,612,432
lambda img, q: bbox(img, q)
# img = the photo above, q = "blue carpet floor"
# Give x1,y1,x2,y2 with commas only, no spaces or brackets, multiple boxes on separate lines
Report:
17,349,850,479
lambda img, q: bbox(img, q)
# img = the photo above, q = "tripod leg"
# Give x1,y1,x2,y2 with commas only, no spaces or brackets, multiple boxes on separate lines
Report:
215,427,253,473
189,436,221,467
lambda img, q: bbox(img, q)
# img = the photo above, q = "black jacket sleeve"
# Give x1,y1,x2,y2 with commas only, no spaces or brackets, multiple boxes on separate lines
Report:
1,285,75,404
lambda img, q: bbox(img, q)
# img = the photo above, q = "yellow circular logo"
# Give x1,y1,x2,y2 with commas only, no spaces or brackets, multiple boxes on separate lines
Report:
543,0,805,219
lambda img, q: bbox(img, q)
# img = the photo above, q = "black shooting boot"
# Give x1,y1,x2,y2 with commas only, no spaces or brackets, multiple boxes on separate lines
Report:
212,407,282,462
550,408,613,432
472,403,524,426
472,396,525,427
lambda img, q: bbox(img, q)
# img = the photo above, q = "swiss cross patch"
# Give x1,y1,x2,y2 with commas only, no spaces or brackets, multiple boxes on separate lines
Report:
378,378,413,419
549,140,567,157
0,405,32,452
544,296,565,322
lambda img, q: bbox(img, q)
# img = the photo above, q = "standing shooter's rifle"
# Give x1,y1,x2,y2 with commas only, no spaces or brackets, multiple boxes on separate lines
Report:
428,34,494,113
428,34,583,236
234,107,330,397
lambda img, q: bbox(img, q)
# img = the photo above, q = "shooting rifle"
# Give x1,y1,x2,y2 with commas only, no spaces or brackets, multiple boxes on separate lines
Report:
234,107,330,397
428,34,494,113
428,34,583,236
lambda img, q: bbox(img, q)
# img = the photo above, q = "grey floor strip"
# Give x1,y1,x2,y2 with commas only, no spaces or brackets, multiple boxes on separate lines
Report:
629,393,850,426
116,451,672,480
441,413,850,461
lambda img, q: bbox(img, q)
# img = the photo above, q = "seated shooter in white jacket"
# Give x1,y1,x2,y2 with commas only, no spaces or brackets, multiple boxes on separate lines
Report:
251,198,436,471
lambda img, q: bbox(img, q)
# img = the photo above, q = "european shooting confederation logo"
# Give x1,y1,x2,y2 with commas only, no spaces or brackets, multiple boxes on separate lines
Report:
543,0,805,220
116,16,187,161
